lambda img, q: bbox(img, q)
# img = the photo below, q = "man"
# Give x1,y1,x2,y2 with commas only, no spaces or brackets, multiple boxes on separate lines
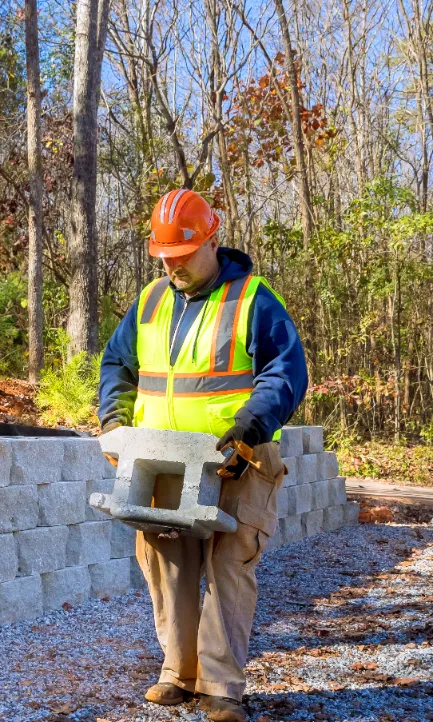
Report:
99,189,308,722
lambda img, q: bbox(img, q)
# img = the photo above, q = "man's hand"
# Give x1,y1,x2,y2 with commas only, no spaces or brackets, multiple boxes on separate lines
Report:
99,421,122,467
216,424,261,480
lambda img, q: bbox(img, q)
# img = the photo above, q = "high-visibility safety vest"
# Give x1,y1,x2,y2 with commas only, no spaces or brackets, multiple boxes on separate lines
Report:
132,274,285,439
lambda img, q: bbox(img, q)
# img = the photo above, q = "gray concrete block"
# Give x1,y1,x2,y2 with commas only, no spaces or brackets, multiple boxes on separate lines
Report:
89,558,130,598
276,488,289,518
66,521,112,566
17,526,68,576
110,520,136,558
0,534,18,582
343,501,359,525
38,481,86,526
62,438,104,481
130,556,146,589
0,485,38,532
296,454,318,484
281,456,297,487
42,566,91,610
10,439,64,484
0,575,43,624
311,480,330,510
328,477,347,506
323,504,344,531
0,440,12,487
302,426,324,454
279,514,303,545
279,426,303,457
302,509,324,537
317,451,339,480
103,456,117,478
286,486,298,515
263,526,282,553
86,478,115,520
294,483,313,514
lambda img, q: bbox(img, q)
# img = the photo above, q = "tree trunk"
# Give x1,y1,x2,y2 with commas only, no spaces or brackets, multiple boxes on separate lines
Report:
25,0,44,382
68,0,110,356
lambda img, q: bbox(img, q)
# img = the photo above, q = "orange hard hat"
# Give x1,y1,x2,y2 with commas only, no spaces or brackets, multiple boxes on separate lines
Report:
149,188,220,258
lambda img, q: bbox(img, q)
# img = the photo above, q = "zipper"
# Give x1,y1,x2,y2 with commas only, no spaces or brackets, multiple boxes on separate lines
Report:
168,296,189,429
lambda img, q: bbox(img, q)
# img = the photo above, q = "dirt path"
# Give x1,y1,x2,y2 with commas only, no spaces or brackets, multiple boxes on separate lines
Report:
347,478,433,506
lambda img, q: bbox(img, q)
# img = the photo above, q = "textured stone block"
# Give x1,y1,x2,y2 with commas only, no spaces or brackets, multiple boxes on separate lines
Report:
0,485,38,532
130,556,146,589
0,575,43,624
17,526,68,575
276,488,289,518
0,440,12,487
302,509,324,537
311,480,330,510
263,526,282,553
279,426,303,457
328,477,347,506
110,520,136,558
317,451,339,480
281,456,297,487
89,558,130,598
86,478,115,520
62,438,104,481
66,521,112,566
297,454,318,484
42,566,91,610
10,439,64,484
323,504,344,531
0,534,18,582
279,514,303,545
302,426,324,454
295,483,313,514
343,501,359,525
38,481,86,526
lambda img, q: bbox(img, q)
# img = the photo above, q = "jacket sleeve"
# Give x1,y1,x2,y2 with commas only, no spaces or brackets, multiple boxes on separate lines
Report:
98,298,139,428
235,284,308,444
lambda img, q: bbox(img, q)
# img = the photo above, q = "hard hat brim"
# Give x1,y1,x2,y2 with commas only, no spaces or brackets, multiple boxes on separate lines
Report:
149,214,220,258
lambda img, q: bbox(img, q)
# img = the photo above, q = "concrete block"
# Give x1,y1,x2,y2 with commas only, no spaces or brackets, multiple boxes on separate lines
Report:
343,501,359,526
110,520,136,558
17,526,68,576
302,509,324,537
294,483,313,514
296,454,318,484
302,426,324,454
263,526,282,553
277,488,289,518
0,485,38,532
279,426,303,458
38,481,86,526
286,486,298,515
317,451,339,480
279,514,303,545
130,556,146,589
89,558,130,598
328,477,347,506
281,456,297,487
66,521,112,566
86,478,115,520
0,575,43,624
10,439,64,484
323,504,344,531
103,456,117,478
62,438,104,481
0,534,18,582
0,440,12,487
311,480,330,510
42,566,91,611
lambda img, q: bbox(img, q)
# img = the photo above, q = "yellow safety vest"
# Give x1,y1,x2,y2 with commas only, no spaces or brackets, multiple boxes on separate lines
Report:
132,274,285,439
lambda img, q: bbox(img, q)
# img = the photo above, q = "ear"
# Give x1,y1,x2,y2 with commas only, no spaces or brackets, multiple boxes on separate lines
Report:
210,236,219,251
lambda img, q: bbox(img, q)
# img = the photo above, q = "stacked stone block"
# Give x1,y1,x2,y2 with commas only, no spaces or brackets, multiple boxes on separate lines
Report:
265,426,359,553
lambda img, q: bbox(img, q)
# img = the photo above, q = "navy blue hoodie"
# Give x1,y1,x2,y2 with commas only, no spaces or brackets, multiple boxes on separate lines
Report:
98,247,308,443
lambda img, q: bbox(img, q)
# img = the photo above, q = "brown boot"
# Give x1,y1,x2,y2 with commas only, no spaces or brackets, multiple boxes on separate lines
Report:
145,682,185,705
200,695,246,722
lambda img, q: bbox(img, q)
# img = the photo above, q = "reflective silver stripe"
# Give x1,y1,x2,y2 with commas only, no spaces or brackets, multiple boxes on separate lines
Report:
173,373,254,394
140,277,170,324
159,193,170,223
168,188,188,223
138,375,167,393
214,277,251,372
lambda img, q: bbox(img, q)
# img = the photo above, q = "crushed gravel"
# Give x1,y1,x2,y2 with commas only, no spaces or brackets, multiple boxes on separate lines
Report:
2,521,433,722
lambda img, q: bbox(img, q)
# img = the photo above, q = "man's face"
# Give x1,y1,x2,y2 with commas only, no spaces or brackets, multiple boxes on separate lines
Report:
162,239,218,294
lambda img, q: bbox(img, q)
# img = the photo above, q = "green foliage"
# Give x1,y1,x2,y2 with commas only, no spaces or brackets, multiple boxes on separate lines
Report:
0,272,28,376
99,295,121,348
35,349,101,427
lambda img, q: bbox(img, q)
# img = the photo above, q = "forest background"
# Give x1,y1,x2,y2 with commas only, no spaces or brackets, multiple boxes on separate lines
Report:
1,0,433,484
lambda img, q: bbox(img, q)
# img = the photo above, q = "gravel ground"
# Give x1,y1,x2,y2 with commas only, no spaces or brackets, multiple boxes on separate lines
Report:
2,520,433,722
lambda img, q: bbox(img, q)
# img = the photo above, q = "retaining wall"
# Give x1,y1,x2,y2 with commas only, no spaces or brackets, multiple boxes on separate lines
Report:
0,428,358,624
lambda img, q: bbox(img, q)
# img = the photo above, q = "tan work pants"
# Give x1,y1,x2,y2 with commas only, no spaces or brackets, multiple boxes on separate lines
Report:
136,442,284,701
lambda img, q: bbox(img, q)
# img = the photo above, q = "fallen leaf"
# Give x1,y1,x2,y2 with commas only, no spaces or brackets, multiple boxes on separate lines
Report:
62,601,73,611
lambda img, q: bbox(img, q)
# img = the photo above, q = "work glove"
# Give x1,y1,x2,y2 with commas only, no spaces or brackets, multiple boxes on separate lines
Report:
98,421,122,468
215,423,261,480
